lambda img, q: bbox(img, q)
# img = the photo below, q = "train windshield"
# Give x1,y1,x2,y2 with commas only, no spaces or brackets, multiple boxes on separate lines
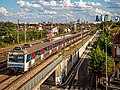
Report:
9,55,24,63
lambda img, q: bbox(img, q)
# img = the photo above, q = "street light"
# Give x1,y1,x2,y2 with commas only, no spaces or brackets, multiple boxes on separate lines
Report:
24,22,27,43
39,24,43,38
17,19,19,43
105,38,108,90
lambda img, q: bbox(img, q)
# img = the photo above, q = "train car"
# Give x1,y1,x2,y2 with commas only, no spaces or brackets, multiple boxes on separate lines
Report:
7,31,89,74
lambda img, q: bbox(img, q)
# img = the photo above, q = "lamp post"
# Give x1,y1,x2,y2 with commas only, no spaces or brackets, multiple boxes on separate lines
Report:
39,24,43,38
17,19,19,43
105,38,108,90
24,22,27,43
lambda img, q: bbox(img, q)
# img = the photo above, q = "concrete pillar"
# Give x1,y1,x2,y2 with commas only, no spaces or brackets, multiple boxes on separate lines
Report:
117,69,120,79
55,64,62,85
37,86,40,90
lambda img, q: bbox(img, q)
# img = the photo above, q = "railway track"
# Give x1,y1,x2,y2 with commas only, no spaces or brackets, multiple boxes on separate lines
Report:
0,60,7,68
0,75,11,84
0,58,8,75
0,57,7,74
0,75,22,90
0,57,7,62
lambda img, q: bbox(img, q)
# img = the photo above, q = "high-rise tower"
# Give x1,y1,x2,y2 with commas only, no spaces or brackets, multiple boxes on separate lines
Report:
104,14,108,21
96,15,99,21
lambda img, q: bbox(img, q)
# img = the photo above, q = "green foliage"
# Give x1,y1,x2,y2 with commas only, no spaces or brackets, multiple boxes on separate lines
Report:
99,21,113,30
0,21,49,48
89,32,115,77
90,30,97,36
0,41,6,48
61,50,66,54
111,22,120,28
0,22,16,36
105,56,115,76
92,34,112,56
89,46,106,76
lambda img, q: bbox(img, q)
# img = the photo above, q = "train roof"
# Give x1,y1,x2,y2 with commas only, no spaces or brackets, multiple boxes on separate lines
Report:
10,31,87,54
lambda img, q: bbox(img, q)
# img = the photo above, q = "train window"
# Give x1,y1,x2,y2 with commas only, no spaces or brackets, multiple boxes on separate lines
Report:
58,41,62,45
17,55,24,63
52,44,56,48
44,47,48,52
35,50,41,57
54,44,56,47
26,54,31,62
9,55,15,62
9,55,24,63
47,46,50,50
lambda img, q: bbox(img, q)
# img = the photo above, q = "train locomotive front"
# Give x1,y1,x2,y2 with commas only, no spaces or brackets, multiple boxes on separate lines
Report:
7,47,26,74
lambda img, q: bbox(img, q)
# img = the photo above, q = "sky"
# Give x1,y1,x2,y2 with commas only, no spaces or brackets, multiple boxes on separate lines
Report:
0,0,120,23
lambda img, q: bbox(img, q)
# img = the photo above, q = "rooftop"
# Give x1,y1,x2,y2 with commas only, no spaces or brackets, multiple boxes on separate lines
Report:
113,30,120,44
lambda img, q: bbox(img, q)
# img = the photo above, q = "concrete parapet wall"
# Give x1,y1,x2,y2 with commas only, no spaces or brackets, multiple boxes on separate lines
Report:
79,31,98,57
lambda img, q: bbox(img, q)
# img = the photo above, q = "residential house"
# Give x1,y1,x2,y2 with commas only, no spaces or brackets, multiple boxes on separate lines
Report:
112,30,120,79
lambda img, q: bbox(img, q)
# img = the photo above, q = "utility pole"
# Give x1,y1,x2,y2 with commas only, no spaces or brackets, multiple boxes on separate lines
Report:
81,24,84,38
39,24,42,38
24,22,27,43
66,18,67,33
51,18,53,29
105,38,108,90
74,21,76,32
17,19,20,43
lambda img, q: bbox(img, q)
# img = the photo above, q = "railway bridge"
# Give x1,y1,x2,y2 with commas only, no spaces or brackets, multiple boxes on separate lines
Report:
0,31,98,90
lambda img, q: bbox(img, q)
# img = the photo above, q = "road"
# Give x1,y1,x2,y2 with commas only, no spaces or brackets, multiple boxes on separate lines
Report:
64,46,92,90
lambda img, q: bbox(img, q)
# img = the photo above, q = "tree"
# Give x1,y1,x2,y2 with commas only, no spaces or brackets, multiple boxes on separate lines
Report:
89,45,115,86
0,22,16,36
92,34,112,56
89,46,106,77
89,32,115,86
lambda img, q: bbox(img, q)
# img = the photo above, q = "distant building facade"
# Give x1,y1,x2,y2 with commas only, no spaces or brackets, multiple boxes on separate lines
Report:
104,14,109,21
100,15,104,22
95,14,111,22
115,16,120,22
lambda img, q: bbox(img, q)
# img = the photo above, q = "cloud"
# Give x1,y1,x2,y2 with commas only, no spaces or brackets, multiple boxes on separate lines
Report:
86,2,101,6
17,0,25,7
74,0,92,8
43,10,57,15
50,1,57,6
105,0,120,15
95,8,111,15
5,0,118,23
63,0,73,7
0,7,9,16
104,0,110,2
17,0,42,8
